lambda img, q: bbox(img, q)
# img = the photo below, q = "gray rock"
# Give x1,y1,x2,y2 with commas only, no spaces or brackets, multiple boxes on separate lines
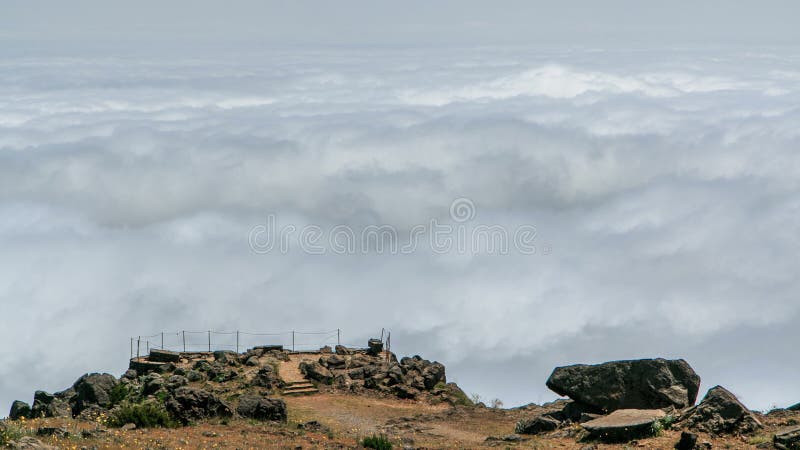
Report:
334,345,353,355
245,356,260,366
235,395,287,421
392,384,419,399
186,370,205,382
72,373,119,413
36,427,68,437
299,361,333,383
7,436,60,449
165,387,233,424
31,391,72,418
515,415,561,434
9,400,31,420
675,431,698,450
367,338,384,356
774,425,800,450
213,350,239,365
546,358,701,412
251,366,280,389
166,375,188,390
581,408,666,442
679,385,762,434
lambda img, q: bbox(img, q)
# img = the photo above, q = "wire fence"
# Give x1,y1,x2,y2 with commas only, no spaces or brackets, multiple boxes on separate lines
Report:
129,329,386,359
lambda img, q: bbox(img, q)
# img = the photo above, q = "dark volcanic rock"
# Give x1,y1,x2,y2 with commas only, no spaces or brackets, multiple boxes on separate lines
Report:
299,361,333,384
31,391,72,418
679,385,762,435
251,366,280,389
774,425,800,450
166,387,233,424
72,373,119,413
235,395,287,422
367,339,383,356
675,431,698,450
515,415,561,435
546,358,701,412
9,400,32,420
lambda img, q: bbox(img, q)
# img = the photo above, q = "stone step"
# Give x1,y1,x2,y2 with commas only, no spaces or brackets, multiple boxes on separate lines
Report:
282,387,319,396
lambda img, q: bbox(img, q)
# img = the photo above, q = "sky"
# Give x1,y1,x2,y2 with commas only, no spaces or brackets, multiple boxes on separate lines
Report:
1,1,800,414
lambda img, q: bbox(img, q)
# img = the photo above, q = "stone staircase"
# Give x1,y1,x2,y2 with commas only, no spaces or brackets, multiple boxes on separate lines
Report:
281,380,319,396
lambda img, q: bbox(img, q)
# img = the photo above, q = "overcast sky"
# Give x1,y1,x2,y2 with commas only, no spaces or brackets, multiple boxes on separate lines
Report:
1,1,800,414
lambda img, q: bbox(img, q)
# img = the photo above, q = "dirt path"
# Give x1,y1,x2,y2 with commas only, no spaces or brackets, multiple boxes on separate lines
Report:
278,353,319,383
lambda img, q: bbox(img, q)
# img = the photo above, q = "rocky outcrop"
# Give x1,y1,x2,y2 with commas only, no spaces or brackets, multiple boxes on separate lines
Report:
546,358,701,412
9,400,31,420
165,387,233,424
515,415,561,434
72,373,119,414
679,385,762,435
774,425,800,450
300,361,333,384
235,395,287,422
31,390,72,418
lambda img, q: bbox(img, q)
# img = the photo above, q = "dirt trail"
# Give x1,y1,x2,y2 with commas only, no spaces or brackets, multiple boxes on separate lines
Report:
279,353,319,383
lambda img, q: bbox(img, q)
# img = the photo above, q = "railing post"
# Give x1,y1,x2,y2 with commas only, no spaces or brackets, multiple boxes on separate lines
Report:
292,331,295,352
236,331,240,353
208,331,211,352
182,330,186,352
136,336,140,359
161,332,164,349
130,337,133,359
337,328,340,346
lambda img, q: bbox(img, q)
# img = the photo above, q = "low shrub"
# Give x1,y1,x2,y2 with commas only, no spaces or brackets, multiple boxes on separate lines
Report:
361,433,392,450
108,402,177,429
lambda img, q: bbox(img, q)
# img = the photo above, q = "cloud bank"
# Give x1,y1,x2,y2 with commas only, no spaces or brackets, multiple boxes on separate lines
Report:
1,46,800,412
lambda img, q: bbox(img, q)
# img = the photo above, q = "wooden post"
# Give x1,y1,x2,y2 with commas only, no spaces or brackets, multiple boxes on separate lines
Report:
337,329,340,346
161,332,164,349
182,331,186,352
208,331,211,352
146,340,149,354
136,336,140,359
130,337,133,359
292,331,295,352
236,331,240,353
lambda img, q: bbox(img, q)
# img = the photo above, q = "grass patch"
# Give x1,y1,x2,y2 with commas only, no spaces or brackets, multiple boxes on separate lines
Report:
361,434,392,450
110,383,130,406
651,415,675,436
108,401,177,429
747,434,772,445
0,422,26,446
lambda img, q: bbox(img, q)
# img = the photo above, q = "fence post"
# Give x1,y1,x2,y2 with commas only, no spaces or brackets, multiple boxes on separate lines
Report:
136,336,140,359
146,340,149,354
130,337,133,359
236,331,240,353
161,332,164,349
292,331,295,352
208,331,211,352
337,329,340,346
182,331,186,353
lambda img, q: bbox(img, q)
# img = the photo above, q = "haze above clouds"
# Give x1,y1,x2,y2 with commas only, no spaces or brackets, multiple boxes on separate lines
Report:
1,1,799,412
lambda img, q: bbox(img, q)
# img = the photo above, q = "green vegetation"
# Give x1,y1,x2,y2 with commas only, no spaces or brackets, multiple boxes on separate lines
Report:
0,422,25,446
107,401,177,429
110,383,130,406
361,434,393,450
651,414,675,436
747,434,772,445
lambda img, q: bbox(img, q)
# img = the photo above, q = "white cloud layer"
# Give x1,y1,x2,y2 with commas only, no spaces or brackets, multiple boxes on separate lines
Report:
1,46,800,412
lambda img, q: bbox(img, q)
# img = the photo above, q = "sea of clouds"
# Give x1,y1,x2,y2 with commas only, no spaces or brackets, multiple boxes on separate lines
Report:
1,46,799,412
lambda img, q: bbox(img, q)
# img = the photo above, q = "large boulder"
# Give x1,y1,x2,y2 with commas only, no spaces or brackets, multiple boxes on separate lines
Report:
581,409,666,442
774,425,800,450
9,401,32,420
546,358,700,412
515,415,561,435
679,385,762,435
299,361,333,384
165,387,233,424
31,391,72,418
72,373,119,413
235,395,287,422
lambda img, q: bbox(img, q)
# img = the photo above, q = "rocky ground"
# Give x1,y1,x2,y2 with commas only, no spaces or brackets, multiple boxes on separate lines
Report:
3,346,800,449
